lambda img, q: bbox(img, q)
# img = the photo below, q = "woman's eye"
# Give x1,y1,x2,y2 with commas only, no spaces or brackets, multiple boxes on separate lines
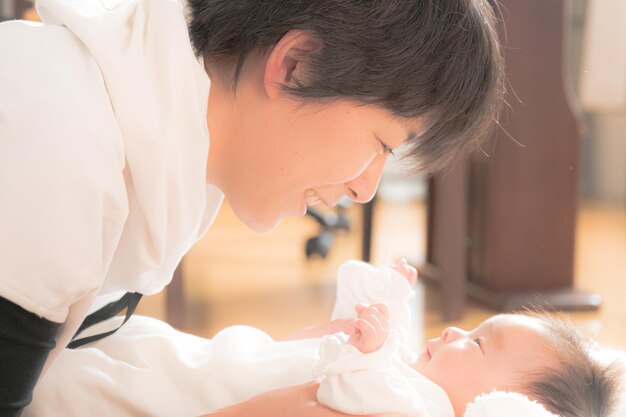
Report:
381,142,395,156
375,135,395,156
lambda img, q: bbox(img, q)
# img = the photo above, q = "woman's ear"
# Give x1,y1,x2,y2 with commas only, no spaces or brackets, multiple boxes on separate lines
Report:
263,30,321,98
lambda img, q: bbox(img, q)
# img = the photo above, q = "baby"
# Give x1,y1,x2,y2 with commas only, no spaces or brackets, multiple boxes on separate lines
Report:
336,303,624,417
295,260,624,417
26,261,624,417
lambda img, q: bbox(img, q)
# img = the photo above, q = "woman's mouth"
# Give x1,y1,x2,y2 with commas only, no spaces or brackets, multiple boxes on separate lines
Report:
305,189,322,207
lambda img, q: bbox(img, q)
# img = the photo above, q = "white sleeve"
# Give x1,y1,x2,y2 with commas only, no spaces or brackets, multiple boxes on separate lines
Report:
0,21,128,323
331,260,415,338
313,333,426,417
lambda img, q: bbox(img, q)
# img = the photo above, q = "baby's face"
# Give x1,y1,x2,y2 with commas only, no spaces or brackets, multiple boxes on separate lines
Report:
413,314,555,416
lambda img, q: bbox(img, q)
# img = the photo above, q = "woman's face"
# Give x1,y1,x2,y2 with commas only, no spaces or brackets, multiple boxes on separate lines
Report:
206,63,422,231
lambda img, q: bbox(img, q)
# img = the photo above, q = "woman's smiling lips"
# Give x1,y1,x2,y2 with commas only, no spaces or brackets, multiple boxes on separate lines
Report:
305,189,322,207
298,189,324,217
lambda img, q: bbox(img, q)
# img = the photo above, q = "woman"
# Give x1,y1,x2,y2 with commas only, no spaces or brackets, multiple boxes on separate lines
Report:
0,0,504,416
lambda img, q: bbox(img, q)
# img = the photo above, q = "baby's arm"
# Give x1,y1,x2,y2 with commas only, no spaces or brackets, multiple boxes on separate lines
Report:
283,303,392,347
282,319,352,341
285,260,415,341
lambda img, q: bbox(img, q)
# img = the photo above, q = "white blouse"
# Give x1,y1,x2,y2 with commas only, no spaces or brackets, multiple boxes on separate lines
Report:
0,0,222,373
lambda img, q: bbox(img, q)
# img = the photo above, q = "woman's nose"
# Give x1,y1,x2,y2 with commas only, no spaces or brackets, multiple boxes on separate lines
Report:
441,327,466,343
344,154,387,204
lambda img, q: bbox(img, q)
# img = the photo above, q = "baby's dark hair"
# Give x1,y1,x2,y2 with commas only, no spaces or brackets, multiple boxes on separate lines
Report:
187,0,505,174
523,316,622,417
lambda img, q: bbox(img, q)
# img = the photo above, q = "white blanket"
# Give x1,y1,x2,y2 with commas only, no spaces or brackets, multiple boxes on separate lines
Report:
26,261,453,417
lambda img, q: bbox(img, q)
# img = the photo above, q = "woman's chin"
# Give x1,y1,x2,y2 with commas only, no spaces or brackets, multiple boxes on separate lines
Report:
247,220,280,233
231,197,305,233
233,207,284,233
237,214,279,233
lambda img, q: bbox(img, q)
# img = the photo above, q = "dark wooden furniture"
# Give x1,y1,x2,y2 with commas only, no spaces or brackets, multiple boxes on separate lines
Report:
13,0,30,19
362,199,376,262
420,0,601,321
167,263,187,328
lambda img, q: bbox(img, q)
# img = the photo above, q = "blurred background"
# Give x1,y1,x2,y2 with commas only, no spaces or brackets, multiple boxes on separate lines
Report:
2,0,625,350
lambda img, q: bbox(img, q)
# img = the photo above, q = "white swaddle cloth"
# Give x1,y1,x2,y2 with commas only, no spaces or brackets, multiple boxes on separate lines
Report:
28,260,602,417
332,261,415,345
26,260,454,417
316,261,452,417
464,392,560,417
314,332,452,417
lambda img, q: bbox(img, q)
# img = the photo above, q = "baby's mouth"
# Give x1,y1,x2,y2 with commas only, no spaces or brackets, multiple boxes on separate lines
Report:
305,189,322,207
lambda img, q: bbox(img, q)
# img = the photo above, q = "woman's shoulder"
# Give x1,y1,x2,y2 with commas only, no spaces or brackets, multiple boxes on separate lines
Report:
1,20,127,210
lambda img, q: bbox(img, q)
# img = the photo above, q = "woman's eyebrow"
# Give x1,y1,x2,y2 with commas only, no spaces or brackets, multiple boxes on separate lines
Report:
405,131,417,143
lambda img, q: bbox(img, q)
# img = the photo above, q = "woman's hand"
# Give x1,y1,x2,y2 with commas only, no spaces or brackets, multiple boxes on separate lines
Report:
197,382,404,417
348,303,390,353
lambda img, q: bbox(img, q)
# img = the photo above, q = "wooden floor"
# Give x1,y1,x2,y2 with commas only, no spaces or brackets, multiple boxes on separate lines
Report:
136,198,626,350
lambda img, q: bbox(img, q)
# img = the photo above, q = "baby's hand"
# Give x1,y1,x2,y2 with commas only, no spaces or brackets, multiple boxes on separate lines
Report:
348,303,390,353
389,258,417,285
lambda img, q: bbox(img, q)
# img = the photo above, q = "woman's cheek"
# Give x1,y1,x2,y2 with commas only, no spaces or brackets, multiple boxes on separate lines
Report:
332,152,378,184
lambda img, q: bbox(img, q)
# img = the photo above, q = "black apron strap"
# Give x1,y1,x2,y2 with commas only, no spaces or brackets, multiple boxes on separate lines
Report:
67,292,143,349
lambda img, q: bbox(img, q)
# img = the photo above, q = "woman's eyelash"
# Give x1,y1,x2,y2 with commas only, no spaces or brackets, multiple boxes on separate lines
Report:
374,134,395,156
381,142,395,156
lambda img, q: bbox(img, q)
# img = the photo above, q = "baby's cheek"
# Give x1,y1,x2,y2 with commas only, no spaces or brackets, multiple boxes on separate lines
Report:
423,353,478,393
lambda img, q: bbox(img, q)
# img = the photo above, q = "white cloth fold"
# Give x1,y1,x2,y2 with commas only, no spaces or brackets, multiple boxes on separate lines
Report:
27,318,322,417
464,392,560,417
332,260,415,343
314,332,452,417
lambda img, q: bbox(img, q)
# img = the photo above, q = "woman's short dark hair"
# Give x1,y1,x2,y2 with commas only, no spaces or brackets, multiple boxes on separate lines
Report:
187,0,505,174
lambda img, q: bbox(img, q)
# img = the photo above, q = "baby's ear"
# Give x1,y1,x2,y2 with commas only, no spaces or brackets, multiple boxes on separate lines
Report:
464,391,560,417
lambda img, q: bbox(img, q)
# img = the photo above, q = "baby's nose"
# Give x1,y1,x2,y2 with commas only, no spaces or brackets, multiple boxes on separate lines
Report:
441,327,466,342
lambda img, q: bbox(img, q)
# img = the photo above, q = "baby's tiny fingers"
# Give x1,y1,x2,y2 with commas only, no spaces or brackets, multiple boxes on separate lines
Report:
371,303,390,319
355,317,377,340
364,313,384,333
354,303,366,314
362,306,389,328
